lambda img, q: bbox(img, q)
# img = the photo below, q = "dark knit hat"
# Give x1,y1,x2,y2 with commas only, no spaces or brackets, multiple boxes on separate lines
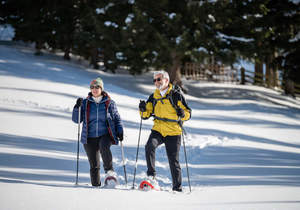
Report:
90,77,104,90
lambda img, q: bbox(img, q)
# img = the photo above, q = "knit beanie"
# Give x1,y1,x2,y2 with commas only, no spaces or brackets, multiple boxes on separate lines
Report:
90,77,104,90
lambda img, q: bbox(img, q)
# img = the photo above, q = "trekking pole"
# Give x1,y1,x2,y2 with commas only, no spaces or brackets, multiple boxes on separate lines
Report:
120,141,128,185
181,125,191,193
178,118,191,193
132,115,143,189
75,106,81,185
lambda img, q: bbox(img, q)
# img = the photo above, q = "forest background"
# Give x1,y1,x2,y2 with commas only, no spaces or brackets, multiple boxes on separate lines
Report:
1,0,299,93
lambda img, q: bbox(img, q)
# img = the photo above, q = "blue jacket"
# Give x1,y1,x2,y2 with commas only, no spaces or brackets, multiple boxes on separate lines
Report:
72,91,123,145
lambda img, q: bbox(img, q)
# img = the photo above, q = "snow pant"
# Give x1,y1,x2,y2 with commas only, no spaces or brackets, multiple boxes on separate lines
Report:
145,130,182,191
84,134,113,186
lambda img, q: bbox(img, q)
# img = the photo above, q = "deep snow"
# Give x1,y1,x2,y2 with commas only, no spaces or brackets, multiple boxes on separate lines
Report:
0,45,300,210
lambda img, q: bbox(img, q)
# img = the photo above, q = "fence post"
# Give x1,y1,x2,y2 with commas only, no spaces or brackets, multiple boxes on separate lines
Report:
240,67,245,85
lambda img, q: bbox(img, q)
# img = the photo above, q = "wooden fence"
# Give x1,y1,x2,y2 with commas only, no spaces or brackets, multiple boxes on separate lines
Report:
181,62,300,96
181,62,238,83
295,83,300,95
241,68,265,85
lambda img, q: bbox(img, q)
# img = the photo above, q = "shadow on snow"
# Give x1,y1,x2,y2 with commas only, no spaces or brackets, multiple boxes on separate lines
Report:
0,133,300,189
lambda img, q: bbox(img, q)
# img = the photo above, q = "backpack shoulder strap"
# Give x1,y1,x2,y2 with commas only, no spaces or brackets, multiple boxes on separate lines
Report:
168,84,181,110
150,85,180,113
169,85,191,111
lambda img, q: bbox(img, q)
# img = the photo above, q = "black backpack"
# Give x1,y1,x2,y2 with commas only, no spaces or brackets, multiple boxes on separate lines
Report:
148,84,191,121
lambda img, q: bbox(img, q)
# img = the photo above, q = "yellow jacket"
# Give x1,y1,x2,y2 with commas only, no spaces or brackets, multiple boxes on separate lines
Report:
140,84,191,137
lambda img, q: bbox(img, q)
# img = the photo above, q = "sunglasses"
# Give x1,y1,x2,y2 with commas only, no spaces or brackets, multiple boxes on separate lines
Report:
153,77,162,83
90,85,101,89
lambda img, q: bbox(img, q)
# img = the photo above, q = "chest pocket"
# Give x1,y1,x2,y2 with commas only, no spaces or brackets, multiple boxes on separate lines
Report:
154,98,174,117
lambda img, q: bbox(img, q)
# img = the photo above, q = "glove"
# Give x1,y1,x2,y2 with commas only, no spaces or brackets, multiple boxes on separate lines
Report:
176,107,185,118
139,100,146,112
117,133,123,141
75,98,83,108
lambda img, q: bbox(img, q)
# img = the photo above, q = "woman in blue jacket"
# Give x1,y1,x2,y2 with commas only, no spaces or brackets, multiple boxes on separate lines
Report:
72,77,123,186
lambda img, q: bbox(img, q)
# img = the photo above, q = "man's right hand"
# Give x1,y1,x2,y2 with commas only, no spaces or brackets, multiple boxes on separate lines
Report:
75,98,83,108
139,100,146,112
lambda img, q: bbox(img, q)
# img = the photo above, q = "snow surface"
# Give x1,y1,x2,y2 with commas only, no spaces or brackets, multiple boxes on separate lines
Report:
0,45,300,210
0,25,14,41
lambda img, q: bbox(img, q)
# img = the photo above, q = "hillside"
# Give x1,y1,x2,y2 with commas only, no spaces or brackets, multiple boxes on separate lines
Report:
0,45,300,210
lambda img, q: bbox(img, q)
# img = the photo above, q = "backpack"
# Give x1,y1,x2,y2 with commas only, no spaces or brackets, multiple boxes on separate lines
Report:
149,84,191,122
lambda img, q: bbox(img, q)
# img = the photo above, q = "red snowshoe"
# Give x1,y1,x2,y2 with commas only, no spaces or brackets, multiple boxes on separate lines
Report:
139,176,159,191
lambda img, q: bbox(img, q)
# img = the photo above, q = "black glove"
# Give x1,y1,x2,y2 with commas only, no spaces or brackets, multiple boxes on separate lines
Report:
139,100,146,112
176,107,185,118
75,98,83,108
117,133,123,141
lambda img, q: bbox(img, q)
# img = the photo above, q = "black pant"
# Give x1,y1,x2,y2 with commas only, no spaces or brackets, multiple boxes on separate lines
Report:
84,134,113,186
145,130,182,190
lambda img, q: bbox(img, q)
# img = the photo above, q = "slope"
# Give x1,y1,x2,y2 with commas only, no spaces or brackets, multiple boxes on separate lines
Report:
0,45,300,210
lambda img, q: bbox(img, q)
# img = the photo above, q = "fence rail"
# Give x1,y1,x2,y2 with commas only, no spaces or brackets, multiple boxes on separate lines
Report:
181,62,300,96
181,63,238,83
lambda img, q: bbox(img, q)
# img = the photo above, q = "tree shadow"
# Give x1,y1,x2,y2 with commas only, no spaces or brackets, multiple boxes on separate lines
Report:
191,114,300,130
184,126,300,149
185,145,300,187
0,133,90,186
185,85,300,119
1,132,300,189
0,45,152,99
0,86,78,99
0,107,70,120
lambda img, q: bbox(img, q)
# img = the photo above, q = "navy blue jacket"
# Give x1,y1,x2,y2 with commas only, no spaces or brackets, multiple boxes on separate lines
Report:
72,91,123,145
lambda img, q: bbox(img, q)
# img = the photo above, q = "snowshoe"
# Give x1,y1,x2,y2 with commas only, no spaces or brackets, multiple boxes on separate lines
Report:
139,180,155,191
103,170,118,188
139,176,160,191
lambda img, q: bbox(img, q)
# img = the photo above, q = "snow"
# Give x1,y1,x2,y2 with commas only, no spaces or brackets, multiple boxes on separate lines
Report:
0,45,300,210
0,25,15,41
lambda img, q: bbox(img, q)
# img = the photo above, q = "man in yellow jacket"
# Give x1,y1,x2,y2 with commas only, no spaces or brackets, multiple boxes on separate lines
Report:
139,70,191,192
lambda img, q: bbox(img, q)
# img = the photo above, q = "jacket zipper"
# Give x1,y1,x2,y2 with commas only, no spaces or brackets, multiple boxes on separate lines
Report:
96,103,99,137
